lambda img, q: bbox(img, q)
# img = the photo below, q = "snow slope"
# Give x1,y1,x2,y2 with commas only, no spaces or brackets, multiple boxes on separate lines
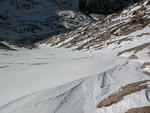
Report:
0,44,150,113
0,0,150,113
0,46,124,106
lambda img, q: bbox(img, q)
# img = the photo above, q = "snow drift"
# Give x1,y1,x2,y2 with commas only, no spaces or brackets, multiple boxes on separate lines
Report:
0,58,150,113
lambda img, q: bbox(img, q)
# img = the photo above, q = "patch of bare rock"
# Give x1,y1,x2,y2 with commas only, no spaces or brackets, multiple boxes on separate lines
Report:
125,106,150,113
0,42,16,51
118,42,150,56
128,54,139,59
97,80,150,108
143,71,150,76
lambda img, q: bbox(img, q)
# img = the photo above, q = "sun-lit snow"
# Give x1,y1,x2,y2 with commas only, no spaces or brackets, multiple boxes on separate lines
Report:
0,43,150,113
0,46,123,106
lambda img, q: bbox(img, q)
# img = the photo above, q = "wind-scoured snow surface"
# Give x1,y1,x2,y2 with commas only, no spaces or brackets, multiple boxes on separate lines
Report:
0,45,149,113
0,44,149,113
0,46,126,106
0,0,150,113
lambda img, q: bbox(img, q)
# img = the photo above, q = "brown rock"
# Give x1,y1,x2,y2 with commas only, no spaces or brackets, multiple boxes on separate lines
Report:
128,54,139,59
97,80,150,108
125,106,150,113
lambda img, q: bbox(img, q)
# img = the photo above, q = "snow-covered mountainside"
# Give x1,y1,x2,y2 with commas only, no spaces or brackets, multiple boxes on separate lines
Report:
0,0,150,113
0,0,93,41
0,0,142,42
40,0,150,51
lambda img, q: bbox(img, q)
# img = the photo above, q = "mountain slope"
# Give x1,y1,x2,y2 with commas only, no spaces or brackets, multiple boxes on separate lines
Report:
0,0,150,113
0,55,149,113
40,0,150,52
0,0,93,41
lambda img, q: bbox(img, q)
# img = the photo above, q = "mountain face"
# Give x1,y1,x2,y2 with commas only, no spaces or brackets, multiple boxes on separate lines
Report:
40,0,150,52
0,0,93,42
0,0,150,113
79,0,140,14
0,0,141,42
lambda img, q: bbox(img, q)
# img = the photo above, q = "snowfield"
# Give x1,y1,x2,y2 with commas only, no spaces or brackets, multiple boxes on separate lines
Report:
0,44,149,113
0,46,125,106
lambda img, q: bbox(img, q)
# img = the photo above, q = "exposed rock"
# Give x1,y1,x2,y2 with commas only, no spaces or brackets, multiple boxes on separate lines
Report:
125,106,150,113
128,54,139,59
0,0,93,42
97,80,150,108
39,0,150,51
143,71,150,76
0,42,16,50
79,0,140,14
141,62,150,68
118,42,150,56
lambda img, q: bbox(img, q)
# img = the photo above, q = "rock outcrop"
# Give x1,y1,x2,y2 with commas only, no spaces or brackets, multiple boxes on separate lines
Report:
79,0,140,14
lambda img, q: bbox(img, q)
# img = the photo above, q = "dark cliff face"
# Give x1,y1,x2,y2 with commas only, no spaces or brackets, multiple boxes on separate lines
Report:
0,0,94,42
79,0,140,14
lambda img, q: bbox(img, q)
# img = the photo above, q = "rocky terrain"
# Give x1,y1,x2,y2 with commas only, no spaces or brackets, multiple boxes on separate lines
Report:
40,0,150,51
0,0,94,42
79,0,140,14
